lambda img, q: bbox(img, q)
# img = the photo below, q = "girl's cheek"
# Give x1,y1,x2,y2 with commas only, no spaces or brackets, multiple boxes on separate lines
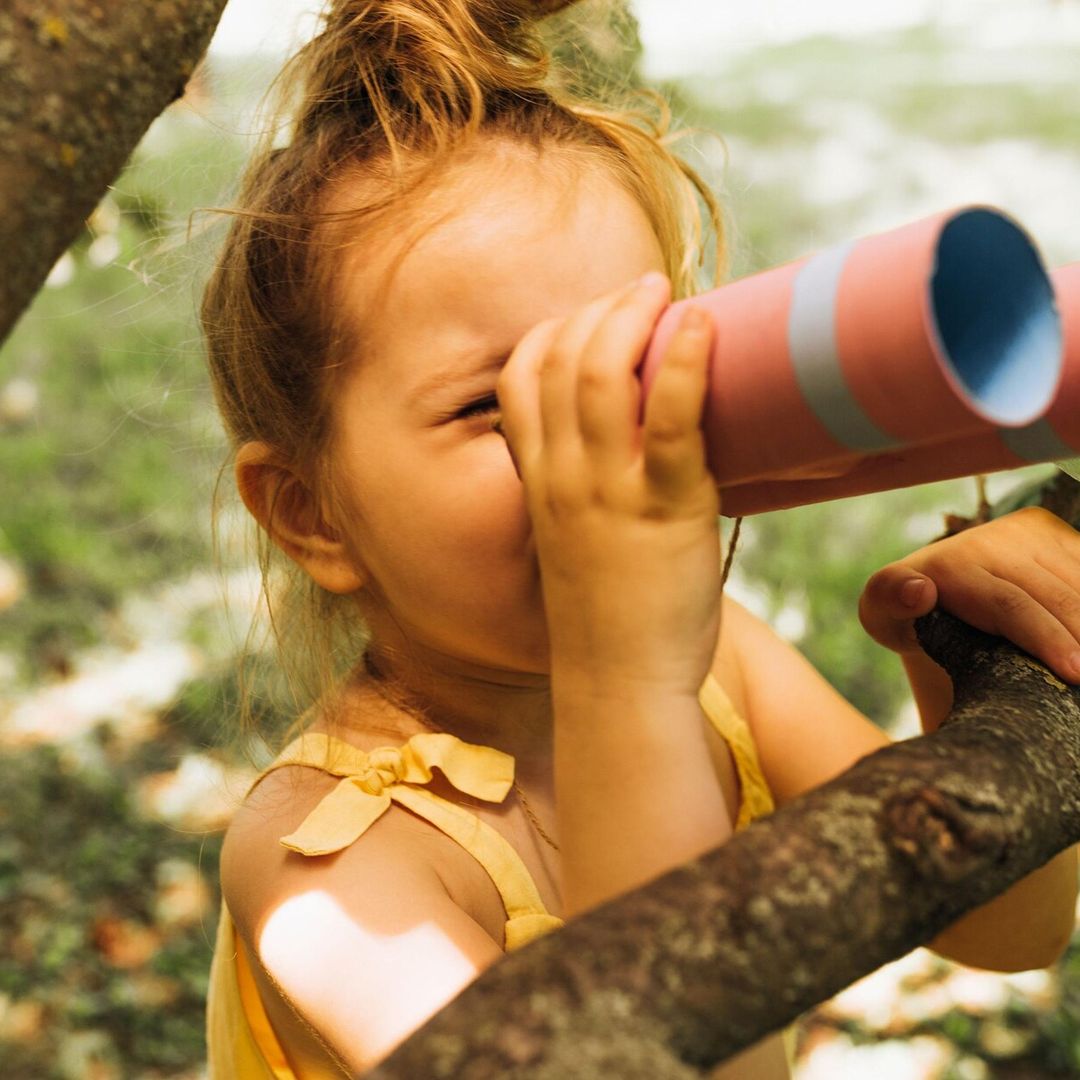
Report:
476,500,530,562
480,444,531,529
437,438,529,561
498,486,534,551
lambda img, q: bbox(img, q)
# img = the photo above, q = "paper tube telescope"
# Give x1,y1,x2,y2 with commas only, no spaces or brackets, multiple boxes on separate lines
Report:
638,207,1067,517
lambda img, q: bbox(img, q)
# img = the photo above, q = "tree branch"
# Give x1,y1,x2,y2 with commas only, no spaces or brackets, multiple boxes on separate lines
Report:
0,0,229,345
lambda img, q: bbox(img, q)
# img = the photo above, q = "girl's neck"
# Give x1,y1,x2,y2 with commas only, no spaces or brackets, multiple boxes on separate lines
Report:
341,645,555,782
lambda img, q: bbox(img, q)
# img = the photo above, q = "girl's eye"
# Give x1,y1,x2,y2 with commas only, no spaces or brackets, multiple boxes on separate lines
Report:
458,394,501,420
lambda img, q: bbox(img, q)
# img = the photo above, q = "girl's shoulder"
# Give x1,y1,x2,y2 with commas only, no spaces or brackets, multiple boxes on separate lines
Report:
218,736,507,1075
220,716,497,942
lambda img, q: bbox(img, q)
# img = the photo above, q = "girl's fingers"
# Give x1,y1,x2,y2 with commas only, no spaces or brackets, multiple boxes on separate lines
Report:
496,318,561,476
859,564,939,651
1033,541,1080,610
863,510,1080,681
641,304,713,495
1029,553,1080,643
501,273,705,496
977,562,1080,680
538,285,636,451
959,565,1080,682
576,273,672,471
866,559,1080,682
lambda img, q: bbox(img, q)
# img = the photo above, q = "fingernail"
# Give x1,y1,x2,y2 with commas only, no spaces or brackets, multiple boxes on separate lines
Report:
680,305,710,333
1069,650,1080,681
899,577,927,608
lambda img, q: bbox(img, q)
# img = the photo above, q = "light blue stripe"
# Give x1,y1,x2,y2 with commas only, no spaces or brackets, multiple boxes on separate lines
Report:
789,242,899,453
999,419,1077,463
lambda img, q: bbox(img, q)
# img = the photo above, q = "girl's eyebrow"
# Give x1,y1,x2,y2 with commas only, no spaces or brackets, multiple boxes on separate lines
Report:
406,354,504,410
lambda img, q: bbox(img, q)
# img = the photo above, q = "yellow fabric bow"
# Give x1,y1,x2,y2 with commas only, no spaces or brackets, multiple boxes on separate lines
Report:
277,731,515,856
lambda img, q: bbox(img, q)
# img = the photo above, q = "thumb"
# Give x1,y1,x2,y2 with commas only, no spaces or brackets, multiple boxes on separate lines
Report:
859,565,938,652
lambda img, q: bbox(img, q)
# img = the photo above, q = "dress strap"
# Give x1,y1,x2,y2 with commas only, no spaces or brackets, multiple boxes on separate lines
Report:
697,673,775,830
260,732,562,950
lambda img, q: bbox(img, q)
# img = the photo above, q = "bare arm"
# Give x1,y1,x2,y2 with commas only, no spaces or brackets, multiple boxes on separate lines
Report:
497,274,792,1077
222,776,504,1076
553,678,731,917
495,272,738,915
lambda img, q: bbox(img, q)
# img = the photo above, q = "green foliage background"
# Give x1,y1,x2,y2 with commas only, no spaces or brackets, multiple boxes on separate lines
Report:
0,7,1077,1077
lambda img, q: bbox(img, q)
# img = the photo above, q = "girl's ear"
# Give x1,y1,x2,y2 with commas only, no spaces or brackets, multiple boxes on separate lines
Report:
235,441,366,595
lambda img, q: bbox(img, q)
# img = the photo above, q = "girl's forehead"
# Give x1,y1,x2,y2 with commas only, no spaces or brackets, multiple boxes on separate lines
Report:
346,153,663,351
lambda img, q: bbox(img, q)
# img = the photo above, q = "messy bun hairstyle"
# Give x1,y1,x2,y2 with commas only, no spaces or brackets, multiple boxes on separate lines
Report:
201,0,725,738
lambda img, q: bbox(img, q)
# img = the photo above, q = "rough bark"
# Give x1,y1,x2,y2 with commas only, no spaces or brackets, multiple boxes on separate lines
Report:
368,477,1080,1080
0,0,228,345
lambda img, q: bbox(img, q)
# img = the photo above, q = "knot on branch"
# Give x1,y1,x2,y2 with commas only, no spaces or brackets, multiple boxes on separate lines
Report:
885,784,1011,883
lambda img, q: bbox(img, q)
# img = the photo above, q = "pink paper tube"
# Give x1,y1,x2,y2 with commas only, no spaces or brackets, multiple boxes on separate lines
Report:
720,263,1080,516
639,206,1062,488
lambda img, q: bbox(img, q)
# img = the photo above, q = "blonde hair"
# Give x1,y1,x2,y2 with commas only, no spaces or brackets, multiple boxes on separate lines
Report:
201,0,725,741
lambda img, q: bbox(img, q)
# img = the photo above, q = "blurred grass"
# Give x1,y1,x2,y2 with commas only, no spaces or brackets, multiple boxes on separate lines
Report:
0,56,270,688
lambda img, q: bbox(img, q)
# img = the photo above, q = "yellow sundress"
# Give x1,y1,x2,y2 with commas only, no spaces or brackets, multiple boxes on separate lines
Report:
206,672,776,1077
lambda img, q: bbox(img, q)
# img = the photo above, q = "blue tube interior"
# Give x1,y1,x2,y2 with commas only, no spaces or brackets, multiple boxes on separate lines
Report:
931,209,1062,425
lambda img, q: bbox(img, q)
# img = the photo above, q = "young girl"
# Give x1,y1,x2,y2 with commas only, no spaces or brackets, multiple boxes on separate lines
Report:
203,1,1080,1075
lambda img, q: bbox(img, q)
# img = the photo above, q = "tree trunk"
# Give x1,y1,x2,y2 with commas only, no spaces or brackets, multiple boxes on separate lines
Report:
0,0,229,344
367,476,1080,1079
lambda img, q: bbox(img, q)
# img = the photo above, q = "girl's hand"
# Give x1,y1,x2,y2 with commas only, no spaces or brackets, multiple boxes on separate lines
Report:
496,272,721,699
859,506,1080,685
